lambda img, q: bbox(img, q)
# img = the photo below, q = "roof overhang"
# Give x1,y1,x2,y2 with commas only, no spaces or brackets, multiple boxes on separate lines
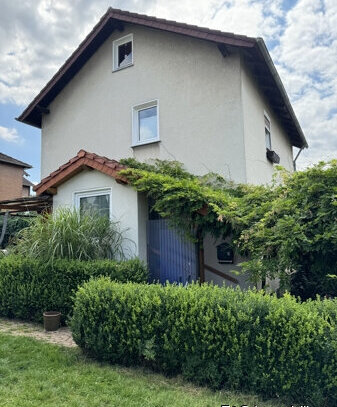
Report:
17,7,307,149
0,153,32,169
34,150,127,196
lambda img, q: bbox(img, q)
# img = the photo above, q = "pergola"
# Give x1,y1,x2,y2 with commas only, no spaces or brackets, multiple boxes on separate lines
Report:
0,195,52,215
0,195,52,246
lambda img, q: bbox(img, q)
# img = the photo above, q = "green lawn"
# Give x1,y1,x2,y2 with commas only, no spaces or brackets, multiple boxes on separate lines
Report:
0,333,288,407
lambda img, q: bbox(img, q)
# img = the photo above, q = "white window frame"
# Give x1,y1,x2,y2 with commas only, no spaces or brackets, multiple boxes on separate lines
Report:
264,111,272,151
132,99,160,147
112,33,133,71
73,187,112,219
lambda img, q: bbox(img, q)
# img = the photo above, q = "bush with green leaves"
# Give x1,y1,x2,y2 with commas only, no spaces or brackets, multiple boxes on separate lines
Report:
71,279,337,405
0,215,30,249
11,207,133,261
0,256,148,323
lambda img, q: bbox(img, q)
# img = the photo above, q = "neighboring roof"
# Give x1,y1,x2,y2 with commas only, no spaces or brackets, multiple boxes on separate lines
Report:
34,150,127,196
17,8,307,148
22,177,34,187
0,152,32,169
0,195,52,214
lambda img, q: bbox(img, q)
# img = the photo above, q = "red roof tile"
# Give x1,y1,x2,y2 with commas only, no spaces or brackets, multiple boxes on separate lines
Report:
34,150,127,196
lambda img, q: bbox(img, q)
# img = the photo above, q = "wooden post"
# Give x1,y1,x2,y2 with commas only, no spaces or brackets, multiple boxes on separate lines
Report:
197,230,205,284
0,211,9,248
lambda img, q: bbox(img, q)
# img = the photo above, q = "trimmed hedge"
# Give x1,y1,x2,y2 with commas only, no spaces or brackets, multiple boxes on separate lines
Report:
0,256,148,323
71,279,337,405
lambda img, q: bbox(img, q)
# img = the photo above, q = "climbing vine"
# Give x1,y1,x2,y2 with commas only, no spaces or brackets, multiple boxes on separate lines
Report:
120,158,337,298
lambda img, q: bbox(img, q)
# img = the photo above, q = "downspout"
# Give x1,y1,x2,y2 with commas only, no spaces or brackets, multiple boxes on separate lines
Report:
0,211,9,248
293,147,304,171
196,228,205,284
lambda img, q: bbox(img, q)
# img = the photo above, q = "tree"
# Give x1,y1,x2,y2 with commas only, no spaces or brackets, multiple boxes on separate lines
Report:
234,161,337,299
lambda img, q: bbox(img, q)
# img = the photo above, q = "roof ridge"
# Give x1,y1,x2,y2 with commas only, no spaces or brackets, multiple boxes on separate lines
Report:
0,152,32,168
107,7,255,40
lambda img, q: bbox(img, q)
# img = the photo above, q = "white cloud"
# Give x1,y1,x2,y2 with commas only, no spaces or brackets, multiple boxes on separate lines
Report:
271,0,337,168
0,126,23,144
0,0,336,168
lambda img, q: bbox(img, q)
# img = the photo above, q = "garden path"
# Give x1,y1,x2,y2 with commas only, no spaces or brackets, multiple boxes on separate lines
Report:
0,318,76,347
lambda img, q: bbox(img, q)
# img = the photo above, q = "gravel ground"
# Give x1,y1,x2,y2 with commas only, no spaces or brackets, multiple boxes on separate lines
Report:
0,318,77,347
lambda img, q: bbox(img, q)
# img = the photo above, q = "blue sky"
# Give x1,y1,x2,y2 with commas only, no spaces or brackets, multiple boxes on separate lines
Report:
0,0,336,183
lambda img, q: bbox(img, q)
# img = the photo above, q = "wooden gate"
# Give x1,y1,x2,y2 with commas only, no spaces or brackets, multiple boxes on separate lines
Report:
147,219,198,284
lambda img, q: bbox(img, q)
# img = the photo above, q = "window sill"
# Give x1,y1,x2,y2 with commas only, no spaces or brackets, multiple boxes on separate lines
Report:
112,63,134,73
131,139,160,148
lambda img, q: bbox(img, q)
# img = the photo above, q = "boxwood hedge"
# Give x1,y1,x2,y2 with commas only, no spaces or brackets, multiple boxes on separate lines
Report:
71,279,337,405
0,256,148,323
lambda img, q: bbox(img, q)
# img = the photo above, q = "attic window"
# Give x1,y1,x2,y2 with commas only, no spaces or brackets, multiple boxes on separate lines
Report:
113,34,133,71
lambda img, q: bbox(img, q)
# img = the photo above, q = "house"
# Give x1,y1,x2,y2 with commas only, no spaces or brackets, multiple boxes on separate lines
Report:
0,153,33,200
16,8,307,287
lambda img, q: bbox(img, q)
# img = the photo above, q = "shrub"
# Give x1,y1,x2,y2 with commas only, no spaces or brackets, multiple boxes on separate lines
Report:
71,280,337,405
0,215,30,249
0,256,148,323
11,207,133,261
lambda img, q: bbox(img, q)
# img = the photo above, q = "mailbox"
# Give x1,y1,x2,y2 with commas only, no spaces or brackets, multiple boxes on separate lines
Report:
216,242,234,264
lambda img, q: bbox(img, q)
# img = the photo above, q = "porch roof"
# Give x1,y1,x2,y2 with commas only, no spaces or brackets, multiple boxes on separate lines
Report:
34,150,127,196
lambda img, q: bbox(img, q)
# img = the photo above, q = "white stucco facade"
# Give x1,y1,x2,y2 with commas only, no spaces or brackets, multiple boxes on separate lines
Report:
41,24,294,186
241,60,294,185
52,169,147,262
39,21,297,288
41,24,246,182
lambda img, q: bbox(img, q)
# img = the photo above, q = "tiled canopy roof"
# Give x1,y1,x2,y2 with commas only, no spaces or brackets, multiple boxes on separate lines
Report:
34,150,127,196
0,152,31,168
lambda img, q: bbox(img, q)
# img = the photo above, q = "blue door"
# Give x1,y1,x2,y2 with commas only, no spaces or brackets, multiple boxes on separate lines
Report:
147,219,198,284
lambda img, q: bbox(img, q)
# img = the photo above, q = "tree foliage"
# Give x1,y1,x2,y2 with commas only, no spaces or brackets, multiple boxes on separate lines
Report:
120,159,337,298
0,216,30,249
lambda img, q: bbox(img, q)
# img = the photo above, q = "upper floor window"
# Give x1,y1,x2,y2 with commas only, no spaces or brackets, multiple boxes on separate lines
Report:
132,100,159,146
74,188,111,218
264,113,280,164
113,34,133,71
264,113,271,150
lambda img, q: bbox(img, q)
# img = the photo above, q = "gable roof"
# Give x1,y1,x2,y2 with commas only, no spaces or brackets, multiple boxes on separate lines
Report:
17,7,307,149
34,150,127,196
0,152,31,169
22,176,34,187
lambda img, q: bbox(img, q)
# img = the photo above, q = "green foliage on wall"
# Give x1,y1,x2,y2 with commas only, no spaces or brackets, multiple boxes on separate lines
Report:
120,159,337,298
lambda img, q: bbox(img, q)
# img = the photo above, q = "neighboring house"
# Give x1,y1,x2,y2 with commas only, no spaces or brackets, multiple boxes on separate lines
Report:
16,8,307,287
0,153,33,200
22,174,34,197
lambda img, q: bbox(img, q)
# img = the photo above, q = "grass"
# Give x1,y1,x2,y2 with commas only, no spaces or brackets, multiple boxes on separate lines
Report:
0,333,289,407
